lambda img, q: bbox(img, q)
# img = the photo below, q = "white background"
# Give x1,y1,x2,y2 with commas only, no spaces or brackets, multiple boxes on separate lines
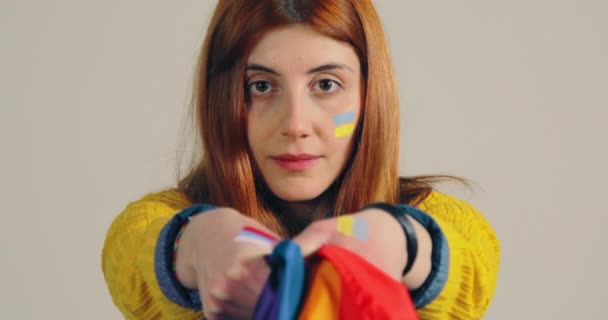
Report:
1,0,606,319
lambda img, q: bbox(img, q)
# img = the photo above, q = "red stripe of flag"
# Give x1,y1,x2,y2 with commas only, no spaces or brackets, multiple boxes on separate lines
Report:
242,226,279,241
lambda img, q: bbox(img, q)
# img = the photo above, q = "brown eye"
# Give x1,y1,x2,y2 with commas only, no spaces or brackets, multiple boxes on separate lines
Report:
313,79,340,93
247,80,273,96
255,81,270,92
319,79,334,91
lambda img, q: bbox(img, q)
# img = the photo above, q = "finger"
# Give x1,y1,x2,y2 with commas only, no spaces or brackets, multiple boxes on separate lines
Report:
237,256,272,288
205,295,251,320
206,257,271,309
206,278,254,319
222,259,270,307
291,224,331,256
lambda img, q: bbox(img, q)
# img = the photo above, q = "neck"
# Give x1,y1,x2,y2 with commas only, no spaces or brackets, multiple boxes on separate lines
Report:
265,188,334,237
275,196,329,219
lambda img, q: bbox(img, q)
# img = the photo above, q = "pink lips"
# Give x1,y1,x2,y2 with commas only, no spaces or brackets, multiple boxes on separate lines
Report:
272,154,320,171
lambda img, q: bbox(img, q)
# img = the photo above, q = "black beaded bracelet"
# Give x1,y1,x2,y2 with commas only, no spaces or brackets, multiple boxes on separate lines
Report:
363,202,418,276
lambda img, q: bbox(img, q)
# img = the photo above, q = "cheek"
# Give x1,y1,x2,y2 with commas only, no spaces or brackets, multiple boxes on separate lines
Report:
247,114,264,156
324,110,359,158
331,111,357,138
247,100,278,142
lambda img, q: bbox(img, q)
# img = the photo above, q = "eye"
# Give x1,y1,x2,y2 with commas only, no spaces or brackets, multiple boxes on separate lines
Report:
313,79,340,93
247,80,273,95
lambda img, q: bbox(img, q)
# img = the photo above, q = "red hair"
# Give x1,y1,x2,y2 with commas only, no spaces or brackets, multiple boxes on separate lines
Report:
178,0,434,236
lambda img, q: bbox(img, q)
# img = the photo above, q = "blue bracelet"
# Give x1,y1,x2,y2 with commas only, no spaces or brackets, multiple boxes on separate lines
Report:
155,204,216,310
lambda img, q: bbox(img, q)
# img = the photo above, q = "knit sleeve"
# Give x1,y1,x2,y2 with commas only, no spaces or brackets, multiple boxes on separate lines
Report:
415,192,500,320
101,190,204,319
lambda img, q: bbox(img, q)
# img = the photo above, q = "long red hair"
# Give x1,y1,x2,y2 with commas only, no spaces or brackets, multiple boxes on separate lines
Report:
178,0,435,236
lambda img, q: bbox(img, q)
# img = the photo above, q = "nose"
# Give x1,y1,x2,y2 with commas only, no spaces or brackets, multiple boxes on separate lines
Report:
280,92,311,139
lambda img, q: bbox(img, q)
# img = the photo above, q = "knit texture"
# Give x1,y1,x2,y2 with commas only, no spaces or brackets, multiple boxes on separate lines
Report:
102,190,500,319
416,192,500,319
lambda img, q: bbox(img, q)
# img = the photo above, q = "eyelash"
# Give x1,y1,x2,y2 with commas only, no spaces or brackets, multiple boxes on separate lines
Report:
245,79,342,97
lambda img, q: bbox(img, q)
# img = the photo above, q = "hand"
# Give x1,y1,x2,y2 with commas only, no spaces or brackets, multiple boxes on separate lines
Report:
175,208,281,320
292,208,408,281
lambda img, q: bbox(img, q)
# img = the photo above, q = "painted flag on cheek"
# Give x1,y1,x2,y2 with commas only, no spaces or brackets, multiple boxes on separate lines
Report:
253,240,419,320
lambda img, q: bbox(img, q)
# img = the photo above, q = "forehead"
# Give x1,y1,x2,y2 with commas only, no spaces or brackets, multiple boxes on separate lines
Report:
247,24,359,71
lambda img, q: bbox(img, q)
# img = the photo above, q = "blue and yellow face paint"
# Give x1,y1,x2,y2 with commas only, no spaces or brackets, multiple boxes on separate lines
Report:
336,216,368,241
333,111,356,138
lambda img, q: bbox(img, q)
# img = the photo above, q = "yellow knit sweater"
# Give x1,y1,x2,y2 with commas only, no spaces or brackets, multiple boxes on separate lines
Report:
102,190,500,319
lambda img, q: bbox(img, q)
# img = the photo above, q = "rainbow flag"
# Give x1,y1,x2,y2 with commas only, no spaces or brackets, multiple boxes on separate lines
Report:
254,240,419,320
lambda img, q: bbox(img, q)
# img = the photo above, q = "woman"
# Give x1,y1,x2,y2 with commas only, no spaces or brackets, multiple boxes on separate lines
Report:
102,0,500,319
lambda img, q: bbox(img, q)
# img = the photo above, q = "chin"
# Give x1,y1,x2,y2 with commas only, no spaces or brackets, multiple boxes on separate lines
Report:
268,184,326,202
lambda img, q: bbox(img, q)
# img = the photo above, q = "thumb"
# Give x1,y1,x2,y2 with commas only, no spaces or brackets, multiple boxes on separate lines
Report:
291,228,330,257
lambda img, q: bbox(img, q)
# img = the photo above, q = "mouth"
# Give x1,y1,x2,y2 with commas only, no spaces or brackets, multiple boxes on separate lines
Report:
271,154,321,171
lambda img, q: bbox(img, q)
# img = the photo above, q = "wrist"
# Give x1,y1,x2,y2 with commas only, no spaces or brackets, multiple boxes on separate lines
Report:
362,203,419,277
154,203,216,310
175,207,243,288
174,216,198,289
353,208,408,278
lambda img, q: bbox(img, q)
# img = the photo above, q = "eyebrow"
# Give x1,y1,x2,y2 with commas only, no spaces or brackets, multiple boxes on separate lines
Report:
246,63,354,75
